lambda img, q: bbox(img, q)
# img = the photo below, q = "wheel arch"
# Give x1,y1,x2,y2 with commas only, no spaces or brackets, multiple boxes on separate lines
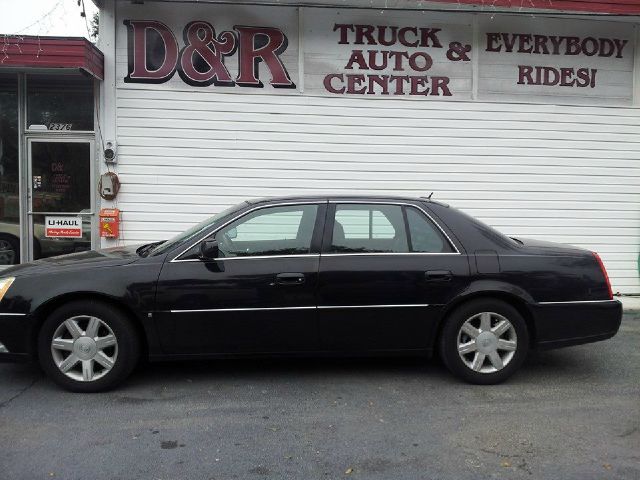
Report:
433,289,537,350
30,292,149,361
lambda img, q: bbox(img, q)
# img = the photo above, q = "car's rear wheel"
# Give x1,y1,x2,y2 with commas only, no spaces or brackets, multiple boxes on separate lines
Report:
38,300,139,392
439,299,529,384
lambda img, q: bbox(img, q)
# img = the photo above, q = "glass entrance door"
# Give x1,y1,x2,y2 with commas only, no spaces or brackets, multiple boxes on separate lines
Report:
27,139,94,261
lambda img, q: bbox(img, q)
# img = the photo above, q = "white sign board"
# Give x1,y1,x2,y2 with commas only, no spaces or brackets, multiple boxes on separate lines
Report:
303,9,473,99
45,216,83,238
477,16,635,105
116,3,637,106
116,3,299,94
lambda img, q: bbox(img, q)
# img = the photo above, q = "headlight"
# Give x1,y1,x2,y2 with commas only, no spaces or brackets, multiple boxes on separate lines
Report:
0,277,15,302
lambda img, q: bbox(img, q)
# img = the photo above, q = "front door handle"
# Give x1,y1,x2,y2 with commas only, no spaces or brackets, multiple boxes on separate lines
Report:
275,273,306,285
425,270,452,282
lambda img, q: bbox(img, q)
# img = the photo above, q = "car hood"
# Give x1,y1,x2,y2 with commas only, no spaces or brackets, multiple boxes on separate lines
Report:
0,245,142,278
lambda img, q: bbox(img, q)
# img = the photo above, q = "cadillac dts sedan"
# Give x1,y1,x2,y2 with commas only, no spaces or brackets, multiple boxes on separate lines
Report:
0,196,622,392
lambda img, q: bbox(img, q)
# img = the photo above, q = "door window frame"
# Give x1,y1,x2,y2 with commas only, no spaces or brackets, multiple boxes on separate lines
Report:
24,136,97,261
172,201,328,262
321,201,461,256
9,71,99,265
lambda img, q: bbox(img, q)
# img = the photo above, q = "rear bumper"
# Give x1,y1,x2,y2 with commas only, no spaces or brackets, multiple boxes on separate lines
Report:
531,300,622,350
0,313,36,362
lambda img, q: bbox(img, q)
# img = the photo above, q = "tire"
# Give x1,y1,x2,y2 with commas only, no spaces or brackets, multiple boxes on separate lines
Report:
37,300,140,392
0,234,19,265
439,298,529,385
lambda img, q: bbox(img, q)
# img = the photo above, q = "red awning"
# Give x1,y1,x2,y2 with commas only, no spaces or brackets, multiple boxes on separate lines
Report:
426,0,640,14
0,36,104,80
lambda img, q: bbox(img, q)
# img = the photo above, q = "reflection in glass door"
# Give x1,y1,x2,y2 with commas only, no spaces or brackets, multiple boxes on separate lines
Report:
0,74,19,265
27,140,94,261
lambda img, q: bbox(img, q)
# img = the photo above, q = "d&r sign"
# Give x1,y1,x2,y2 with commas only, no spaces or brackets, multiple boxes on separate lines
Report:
124,20,295,88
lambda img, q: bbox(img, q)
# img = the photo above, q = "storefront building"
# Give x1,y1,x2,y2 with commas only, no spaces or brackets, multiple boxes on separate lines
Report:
0,37,103,265
3,0,640,296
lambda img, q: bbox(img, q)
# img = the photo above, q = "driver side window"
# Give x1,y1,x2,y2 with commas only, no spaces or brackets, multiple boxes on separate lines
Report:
216,204,319,258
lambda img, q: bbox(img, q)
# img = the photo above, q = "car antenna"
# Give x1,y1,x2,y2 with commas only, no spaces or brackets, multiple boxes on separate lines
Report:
427,192,434,200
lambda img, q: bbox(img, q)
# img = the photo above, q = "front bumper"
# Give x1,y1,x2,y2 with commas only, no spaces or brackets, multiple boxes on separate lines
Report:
0,313,36,362
532,300,623,350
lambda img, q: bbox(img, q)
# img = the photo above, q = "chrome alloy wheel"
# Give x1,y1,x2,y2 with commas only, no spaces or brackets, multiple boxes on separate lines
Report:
50,316,118,382
457,312,517,373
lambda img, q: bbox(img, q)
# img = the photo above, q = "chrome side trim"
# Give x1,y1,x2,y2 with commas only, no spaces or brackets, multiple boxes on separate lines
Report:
318,304,430,309
0,312,27,316
170,306,317,313
175,252,458,262
538,300,619,305
171,201,327,263
168,304,430,313
321,253,460,257
175,254,321,263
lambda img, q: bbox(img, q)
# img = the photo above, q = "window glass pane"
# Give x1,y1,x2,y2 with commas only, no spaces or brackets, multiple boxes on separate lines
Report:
31,142,91,213
27,74,94,131
0,74,19,265
406,207,454,253
332,204,408,253
216,204,318,257
371,210,395,238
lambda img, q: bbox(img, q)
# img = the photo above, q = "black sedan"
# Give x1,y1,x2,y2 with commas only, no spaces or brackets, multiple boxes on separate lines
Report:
0,196,622,391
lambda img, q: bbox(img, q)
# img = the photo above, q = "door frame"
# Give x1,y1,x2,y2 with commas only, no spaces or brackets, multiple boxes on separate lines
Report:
23,135,97,262
154,201,328,354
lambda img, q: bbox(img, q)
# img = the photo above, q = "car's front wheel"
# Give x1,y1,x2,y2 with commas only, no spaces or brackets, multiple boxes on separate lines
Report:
0,234,20,265
38,300,139,392
439,299,529,384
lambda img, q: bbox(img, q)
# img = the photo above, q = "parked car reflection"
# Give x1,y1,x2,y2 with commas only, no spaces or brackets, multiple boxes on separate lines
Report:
0,213,91,264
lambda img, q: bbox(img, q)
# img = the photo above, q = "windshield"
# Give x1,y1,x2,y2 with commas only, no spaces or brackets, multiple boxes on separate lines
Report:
147,202,248,256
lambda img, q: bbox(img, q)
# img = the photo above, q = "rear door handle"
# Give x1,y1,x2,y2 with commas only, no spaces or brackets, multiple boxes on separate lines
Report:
275,273,306,285
425,270,452,282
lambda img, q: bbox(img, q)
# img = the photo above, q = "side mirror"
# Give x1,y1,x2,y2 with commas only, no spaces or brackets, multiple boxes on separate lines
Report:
199,239,219,260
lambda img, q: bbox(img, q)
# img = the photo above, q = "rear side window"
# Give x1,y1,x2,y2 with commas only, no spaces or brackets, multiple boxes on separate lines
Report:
406,207,454,253
331,204,409,253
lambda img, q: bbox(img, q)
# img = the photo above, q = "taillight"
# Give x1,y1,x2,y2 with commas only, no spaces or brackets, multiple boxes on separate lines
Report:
593,252,613,300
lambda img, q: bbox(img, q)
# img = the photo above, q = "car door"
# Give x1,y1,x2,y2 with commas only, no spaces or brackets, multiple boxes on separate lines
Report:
316,201,469,352
154,202,327,354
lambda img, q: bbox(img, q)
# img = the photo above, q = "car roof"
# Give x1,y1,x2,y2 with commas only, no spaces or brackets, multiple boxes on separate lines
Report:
247,194,449,207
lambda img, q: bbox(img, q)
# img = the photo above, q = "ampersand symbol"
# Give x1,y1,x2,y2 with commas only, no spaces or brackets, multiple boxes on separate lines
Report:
178,21,237,86
446,42,471,61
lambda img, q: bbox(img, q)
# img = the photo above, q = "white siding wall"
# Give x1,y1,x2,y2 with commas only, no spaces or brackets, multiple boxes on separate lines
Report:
109,4,640,295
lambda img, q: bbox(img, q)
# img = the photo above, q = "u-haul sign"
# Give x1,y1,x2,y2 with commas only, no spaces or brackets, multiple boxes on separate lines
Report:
45,216,83,238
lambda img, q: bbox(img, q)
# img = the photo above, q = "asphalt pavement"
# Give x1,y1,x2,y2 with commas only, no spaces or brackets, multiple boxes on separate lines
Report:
1,314,638,480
